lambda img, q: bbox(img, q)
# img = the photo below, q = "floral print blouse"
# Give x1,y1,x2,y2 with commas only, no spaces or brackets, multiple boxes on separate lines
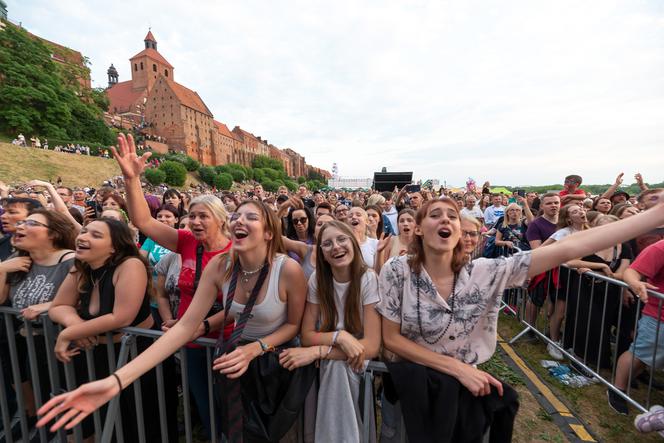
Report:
376,252,531,365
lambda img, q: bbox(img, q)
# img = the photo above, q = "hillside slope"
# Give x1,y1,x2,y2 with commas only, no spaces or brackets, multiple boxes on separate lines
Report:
0,143,202,189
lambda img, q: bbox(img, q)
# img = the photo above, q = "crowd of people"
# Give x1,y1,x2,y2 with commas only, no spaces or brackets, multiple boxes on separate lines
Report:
0,133,663,442
10,133,112,158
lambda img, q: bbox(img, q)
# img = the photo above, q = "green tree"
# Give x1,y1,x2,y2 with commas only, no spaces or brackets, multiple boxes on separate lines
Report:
0,22,115,144
198,166,216,186
144,167,166,186
159,160,187,186
297,176,307,184
229,168,246,183
214,173,233,190
252,155,284,172
284,180,297,192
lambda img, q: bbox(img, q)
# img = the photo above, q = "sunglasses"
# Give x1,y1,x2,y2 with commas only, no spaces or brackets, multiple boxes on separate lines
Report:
16,219,49,229
292,217,308,225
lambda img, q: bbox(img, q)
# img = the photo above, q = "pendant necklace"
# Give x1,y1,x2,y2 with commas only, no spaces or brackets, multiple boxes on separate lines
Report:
240,264,264,284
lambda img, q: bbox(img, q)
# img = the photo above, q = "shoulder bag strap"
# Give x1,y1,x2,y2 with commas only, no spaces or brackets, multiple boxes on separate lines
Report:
193,243,204,292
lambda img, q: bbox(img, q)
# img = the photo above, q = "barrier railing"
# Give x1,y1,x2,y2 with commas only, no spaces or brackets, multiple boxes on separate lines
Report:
504,264,664,414
0,307,406,443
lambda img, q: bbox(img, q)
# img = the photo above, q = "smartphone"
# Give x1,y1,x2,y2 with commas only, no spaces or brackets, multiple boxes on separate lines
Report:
517,189,526,198
406,184,421,193
86,200,99,218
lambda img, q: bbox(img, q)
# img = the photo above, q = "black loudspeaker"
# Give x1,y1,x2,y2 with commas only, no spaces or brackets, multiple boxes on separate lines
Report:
373,172,413,192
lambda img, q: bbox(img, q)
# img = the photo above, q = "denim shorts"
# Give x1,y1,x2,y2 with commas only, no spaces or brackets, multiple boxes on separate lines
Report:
631,315,664,368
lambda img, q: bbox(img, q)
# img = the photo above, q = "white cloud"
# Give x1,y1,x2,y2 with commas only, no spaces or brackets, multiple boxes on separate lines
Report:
11,0,664,185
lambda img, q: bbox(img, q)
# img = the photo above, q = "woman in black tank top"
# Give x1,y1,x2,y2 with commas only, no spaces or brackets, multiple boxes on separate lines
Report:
49,218,162,441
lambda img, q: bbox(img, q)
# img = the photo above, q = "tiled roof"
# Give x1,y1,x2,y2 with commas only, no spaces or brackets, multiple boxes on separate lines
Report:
166,78,212,116
144,30,156,42
130,48,173,69
106,81,145,113
213,120,234,138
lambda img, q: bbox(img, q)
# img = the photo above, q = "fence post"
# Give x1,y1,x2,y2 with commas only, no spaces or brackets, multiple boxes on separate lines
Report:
100,334,133,443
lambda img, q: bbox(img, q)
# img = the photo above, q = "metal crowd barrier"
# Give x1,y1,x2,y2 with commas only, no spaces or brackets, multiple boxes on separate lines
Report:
0,306,406,443
503,265,664,414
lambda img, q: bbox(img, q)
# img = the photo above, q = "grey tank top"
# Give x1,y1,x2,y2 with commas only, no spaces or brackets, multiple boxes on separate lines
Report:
9,255,75,309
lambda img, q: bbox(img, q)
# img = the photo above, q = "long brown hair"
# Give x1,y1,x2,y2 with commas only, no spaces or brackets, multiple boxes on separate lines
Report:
408,198,468,274
556,204,589,231
315,221,367,335
74,218,152,295
223,200,285,280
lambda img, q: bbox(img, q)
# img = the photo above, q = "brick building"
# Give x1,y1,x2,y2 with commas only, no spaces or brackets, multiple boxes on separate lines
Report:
105,31,329,177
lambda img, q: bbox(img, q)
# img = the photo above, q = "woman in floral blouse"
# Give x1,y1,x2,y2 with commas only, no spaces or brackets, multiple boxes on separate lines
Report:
376,195,664,442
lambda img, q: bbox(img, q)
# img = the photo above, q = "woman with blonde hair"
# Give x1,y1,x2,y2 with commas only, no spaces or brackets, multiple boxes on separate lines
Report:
495,203,530,254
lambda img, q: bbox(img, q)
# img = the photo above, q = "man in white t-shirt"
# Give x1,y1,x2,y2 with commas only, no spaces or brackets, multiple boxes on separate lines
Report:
459,194,484,222
483,194,505,227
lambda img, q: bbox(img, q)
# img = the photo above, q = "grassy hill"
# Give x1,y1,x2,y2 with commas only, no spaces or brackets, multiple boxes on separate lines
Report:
0,142,202,189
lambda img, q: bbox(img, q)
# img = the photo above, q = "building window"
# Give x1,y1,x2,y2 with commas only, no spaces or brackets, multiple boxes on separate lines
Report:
153,64,157,72
140,62,143,70
134,63,138,71
165,69,169,77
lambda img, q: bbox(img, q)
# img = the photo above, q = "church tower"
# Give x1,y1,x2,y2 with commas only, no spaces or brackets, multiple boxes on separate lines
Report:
129,30,174,91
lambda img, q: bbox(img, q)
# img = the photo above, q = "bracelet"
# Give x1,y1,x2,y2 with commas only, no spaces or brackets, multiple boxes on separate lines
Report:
203,319,211,336
257,339,275,355
331,330,340,346
325,345,333,358
111,373,123,392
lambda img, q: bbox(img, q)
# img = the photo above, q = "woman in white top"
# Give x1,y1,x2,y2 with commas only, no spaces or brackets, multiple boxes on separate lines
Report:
348,207,391,272
280,221,381,442
375,196,664,442
541,203,589,359
39,199,310,442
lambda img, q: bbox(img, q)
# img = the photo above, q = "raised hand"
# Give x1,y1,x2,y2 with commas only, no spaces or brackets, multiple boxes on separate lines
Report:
377,233,392,254
109,133,152,180
614,172,624,186
26,179,52,189
37,377,119,432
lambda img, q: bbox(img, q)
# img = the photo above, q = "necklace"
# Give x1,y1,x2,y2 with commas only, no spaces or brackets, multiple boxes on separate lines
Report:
416,272,458,345
90,269,108,291
240,264,265,284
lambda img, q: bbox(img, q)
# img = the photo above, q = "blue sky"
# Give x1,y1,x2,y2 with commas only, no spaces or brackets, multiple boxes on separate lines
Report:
10,0,664,186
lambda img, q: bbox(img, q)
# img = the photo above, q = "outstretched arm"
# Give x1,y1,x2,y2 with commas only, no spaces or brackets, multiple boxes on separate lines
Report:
111,134,179,251
529,201,664,278
37,253,223,432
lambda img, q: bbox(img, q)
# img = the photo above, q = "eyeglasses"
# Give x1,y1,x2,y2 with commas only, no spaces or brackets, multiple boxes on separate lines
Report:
292,217,308,225
16,219,49,229
334,209,348,215
320,235,351,251
462,230,479,238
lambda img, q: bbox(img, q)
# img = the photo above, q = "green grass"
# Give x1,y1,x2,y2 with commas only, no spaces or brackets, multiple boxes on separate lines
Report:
498,315,663,443
0,142,201,189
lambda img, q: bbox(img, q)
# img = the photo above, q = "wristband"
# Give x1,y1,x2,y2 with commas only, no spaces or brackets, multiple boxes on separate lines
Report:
332,330,340,346
111,373,123,392
257,339,275,355
203,319,211,336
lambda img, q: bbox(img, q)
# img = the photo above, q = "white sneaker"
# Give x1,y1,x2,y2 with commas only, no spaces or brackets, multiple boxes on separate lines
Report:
547,342,564,360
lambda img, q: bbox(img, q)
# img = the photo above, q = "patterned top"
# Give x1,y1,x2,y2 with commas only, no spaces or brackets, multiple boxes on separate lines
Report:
376,252,531,365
